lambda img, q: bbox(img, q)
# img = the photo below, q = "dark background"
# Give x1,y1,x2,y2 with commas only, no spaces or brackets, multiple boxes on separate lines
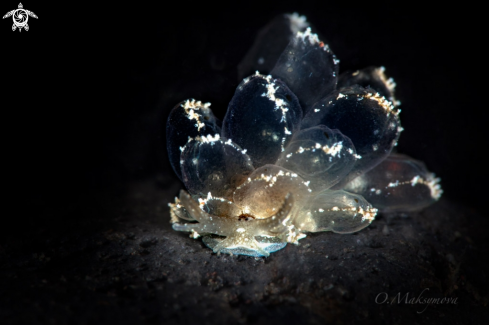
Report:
4,1,486,224
1,1,487,324
2,1,486,219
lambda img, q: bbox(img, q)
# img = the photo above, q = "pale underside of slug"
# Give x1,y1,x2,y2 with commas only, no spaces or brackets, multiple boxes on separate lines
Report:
166,13,442,257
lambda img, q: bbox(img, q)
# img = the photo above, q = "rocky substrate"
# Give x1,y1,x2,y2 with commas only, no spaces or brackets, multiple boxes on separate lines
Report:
1,178,487,324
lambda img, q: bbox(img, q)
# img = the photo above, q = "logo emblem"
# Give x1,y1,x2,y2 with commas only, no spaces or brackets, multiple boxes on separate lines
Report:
3,3,37,32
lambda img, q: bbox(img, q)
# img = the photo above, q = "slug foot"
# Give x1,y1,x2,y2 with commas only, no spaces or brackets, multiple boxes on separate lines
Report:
202,235,287,257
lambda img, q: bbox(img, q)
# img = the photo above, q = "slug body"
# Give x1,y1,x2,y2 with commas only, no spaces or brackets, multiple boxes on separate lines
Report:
166,14,442,257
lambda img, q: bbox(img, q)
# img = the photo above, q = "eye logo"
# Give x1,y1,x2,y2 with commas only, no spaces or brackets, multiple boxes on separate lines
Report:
3,3,37,32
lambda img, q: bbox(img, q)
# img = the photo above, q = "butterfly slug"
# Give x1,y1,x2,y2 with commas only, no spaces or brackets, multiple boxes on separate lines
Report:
166,13,442,257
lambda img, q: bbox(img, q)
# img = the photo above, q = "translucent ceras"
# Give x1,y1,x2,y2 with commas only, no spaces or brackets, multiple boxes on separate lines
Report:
166,13,442,257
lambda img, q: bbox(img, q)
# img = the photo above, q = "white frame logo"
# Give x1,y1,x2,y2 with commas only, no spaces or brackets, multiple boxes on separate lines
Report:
3,3,37,32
